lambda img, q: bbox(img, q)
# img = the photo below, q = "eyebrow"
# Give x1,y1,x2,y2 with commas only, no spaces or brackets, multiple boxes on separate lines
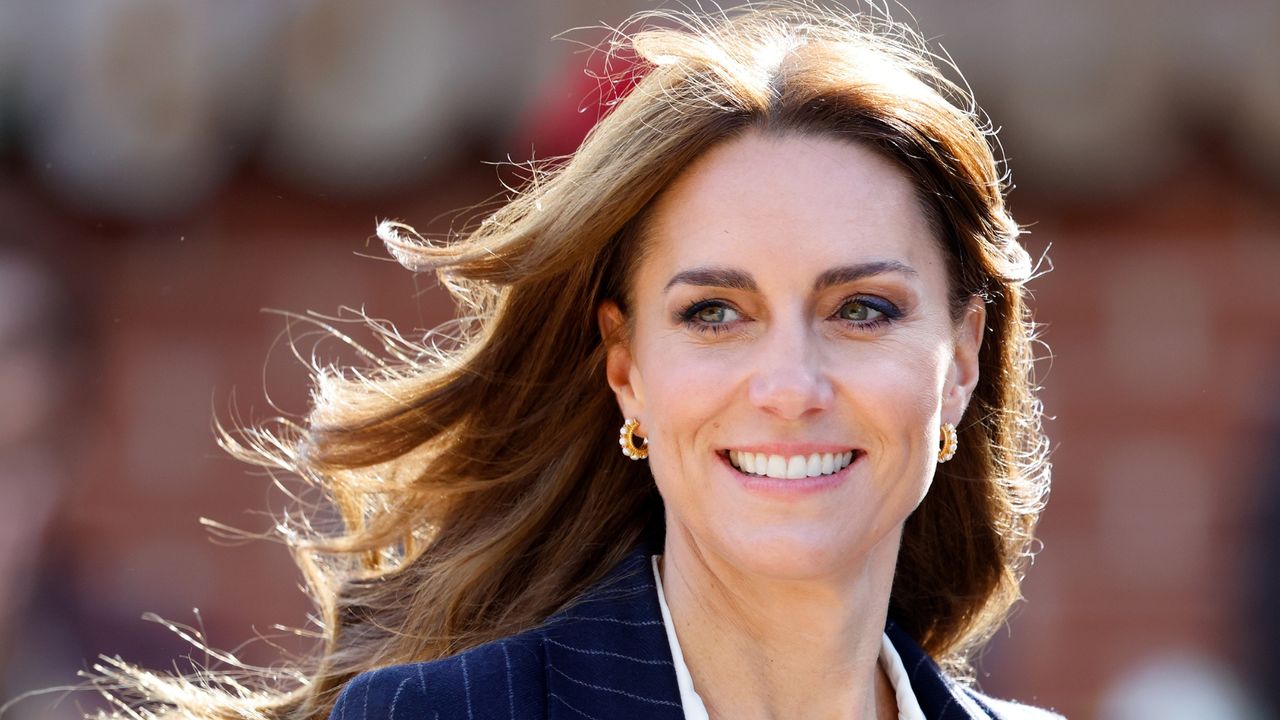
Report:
663,266,757,294
812,260,918,291
663,260,918,294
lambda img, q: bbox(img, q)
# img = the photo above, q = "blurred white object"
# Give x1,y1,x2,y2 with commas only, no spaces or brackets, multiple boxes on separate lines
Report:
263,0,469,192
998,0,1182,198
16,0,241,218
1099,651,1268,720
5,0,1280,212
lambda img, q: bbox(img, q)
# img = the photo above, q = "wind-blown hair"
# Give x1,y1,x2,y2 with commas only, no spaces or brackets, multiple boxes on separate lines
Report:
93,3,1049,718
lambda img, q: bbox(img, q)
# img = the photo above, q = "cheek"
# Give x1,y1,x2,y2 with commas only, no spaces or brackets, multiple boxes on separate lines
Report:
829,338,947,463
634,327,742,422
833,333,946,403
631,337,743,500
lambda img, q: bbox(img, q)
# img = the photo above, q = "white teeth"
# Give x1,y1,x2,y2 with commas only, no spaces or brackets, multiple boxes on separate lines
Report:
805,453,822,477
767,455,788,478
727,450,858,478
786,456,807,479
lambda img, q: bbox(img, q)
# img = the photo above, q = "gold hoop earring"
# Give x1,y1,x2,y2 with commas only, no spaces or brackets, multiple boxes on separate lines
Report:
619,418,649,460
938,422,958,463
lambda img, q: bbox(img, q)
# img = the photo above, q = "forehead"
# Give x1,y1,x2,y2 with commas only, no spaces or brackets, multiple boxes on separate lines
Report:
640,131,943,283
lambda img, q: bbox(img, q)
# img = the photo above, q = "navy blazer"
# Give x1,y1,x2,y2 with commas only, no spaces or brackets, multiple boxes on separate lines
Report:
329,547,1062,719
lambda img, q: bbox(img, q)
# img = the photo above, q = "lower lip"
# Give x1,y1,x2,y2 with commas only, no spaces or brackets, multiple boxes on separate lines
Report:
719,452,860,499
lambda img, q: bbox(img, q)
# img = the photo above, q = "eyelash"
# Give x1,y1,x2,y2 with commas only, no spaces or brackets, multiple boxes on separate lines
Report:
676,296,902,336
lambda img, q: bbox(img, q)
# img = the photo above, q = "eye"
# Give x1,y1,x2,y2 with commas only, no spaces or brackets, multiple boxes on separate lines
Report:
833,296,900,329
692,303,739,324
677,299,744,335
837,299,882,322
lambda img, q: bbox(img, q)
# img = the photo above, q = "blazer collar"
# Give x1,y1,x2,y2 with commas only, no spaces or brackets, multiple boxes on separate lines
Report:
543,545,989,719
885,619,993,719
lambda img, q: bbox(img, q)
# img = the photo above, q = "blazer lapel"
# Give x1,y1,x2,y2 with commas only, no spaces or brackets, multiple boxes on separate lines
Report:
885,619,992,719
540,548,685,720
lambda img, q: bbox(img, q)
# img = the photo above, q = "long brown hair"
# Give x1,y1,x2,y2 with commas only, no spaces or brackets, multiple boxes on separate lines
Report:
95,3,1049,718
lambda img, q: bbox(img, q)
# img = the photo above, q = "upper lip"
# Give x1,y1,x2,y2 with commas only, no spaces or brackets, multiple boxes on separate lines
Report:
720,443,860,455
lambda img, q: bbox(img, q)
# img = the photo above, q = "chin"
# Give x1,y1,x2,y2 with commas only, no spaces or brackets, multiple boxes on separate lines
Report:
710,524,882,582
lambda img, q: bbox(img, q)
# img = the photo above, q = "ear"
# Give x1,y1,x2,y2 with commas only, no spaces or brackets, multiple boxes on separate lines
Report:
943,296,986,425
597,300,646,425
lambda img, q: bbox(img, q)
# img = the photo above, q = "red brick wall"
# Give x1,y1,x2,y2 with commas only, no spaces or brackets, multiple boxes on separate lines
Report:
978,165,1280,716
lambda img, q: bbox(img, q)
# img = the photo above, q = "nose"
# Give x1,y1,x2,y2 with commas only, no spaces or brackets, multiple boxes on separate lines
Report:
746,314,834,420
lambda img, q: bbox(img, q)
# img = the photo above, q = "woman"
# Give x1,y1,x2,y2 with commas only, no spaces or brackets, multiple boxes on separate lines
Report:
99,3,1055,719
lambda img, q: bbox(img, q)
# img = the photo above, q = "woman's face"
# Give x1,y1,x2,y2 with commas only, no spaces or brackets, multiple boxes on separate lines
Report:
599,130,984,581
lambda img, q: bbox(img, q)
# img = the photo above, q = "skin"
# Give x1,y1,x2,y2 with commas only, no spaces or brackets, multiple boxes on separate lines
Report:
598,130,984,720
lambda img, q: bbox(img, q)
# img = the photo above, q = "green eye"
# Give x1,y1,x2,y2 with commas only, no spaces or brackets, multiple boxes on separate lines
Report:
838,300,879,322
694,304,737,323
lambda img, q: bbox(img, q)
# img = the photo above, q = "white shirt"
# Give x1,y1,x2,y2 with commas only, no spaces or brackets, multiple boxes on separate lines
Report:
652,555,927,720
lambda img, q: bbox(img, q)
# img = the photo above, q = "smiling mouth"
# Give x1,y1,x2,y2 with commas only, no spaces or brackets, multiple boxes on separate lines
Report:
723,449,860,479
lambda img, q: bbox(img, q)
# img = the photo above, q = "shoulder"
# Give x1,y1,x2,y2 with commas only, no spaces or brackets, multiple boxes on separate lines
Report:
963,687,1067,720
884,618,1065,719
328,632,547,720
327,547,672,720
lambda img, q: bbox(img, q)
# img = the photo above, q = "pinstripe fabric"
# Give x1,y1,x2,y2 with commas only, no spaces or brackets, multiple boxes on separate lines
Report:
328,545,1063,719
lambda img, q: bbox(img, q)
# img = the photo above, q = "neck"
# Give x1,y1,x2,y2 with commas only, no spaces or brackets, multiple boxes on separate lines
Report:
659,527,903,720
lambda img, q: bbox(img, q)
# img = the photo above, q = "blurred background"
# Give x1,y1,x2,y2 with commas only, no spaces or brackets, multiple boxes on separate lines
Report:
1,0,1278,718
